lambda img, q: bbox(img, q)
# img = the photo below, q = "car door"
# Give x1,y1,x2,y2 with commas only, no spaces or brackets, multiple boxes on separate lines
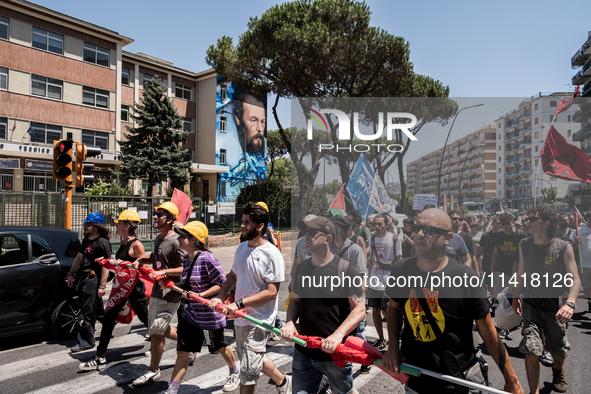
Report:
0,233,62,329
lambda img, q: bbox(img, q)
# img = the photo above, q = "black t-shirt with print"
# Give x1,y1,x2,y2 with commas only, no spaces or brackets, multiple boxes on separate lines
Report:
386,257,490,394
492,229,529,275
79,236,112,281
292,255,363,362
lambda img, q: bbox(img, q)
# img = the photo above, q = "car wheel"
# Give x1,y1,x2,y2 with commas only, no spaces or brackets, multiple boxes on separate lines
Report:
51,298,82,338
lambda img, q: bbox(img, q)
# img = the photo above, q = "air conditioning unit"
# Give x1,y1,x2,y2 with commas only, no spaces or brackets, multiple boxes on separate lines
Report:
196,177,202,182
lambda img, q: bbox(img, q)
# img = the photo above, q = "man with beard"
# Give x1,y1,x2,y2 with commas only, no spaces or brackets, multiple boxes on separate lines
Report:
448,210,477,274
210,202,289,394
133,202,185,386
382,208,523,394
67,212,111,353
234,91,266,156
555,214,575,242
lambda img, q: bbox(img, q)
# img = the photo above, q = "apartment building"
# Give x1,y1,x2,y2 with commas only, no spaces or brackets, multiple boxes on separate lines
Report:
406,124,497,206
0,0,244,201
570,31,591,209
494,93,579,210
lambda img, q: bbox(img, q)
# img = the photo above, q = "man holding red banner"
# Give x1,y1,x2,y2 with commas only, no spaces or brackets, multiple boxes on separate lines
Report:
80,210,149,371
282,216,365,394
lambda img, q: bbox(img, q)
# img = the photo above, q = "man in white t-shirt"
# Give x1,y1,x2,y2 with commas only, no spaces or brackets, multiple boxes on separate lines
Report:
366,213,402,350
572,211,591,313
210,202,289,394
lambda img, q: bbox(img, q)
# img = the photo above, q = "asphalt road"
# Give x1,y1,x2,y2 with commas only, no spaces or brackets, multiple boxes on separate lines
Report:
1,240,591,393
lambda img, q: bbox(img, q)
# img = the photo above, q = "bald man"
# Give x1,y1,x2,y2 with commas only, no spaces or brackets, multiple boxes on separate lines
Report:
382,209,523,394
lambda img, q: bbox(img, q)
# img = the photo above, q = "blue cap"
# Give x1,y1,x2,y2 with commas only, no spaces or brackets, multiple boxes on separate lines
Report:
268,222,274,230
83,212,105,224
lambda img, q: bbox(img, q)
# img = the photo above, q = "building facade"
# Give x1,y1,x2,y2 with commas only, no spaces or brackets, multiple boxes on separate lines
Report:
570,31,591,209
0,0,257,202
494,93,579,210
406,124,497,207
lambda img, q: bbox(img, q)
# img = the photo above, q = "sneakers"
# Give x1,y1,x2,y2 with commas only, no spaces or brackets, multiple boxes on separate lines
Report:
370,339,387,350
223,372,240,392
145,348,152,357
70,344,93,353
551,367,567,393
539,350,555,367
188,352,197,366
132,369,161,386
276,374,292,394
498,329,509,340
360,365,371,374
79,355,106,371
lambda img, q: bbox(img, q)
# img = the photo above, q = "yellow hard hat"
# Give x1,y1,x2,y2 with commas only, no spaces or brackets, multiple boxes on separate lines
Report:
175,221,208,244
154,202,179,220
256,201,269,212
114,209,141,223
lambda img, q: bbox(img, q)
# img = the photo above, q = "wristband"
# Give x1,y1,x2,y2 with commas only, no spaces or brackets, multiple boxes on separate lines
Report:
236,298,245,309
98,285,106,289
68,272,76,276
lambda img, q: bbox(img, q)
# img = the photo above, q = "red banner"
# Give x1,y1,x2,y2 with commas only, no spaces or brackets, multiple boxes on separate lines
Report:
541,125,591,183
555,85,580,116
172,188,193,225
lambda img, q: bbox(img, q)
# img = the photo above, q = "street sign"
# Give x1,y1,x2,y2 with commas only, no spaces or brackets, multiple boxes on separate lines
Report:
413,194,439,211
207,204,217,213
217,202,236,215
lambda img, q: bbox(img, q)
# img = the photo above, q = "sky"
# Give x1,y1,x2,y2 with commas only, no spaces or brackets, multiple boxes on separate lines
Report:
33,0,591,183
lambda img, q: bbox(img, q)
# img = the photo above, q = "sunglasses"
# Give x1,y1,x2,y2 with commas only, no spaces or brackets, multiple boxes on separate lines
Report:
153,211,169,218
412,224,449,236
305,228,326,237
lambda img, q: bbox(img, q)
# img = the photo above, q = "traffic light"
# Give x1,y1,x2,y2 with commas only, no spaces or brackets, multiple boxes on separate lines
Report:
75,143,101,186
53,139,73,181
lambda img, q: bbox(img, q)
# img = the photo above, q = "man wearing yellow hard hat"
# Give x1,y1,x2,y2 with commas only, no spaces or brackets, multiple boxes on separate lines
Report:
133,201,185,386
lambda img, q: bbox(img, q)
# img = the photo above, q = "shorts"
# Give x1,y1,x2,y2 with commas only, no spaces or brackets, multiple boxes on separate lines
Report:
177,318,228,353
235,325,271,386
148,297,180,335
292,348,354,394
518,303,570,360
579,267,591,291
366,288,388,311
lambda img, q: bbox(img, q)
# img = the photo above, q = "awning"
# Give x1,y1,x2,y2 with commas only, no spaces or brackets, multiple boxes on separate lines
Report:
190,163,230,174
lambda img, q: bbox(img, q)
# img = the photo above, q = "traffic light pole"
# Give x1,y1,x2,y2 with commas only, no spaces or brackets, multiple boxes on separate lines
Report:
65,181,73,230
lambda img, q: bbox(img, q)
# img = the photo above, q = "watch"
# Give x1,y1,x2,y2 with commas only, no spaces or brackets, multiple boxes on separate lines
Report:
565,301,576,310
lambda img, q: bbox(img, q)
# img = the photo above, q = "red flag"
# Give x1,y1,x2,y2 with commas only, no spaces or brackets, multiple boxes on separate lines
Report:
171,188,193,225
329,186,346,216
541,125,591,183
555,85,580,115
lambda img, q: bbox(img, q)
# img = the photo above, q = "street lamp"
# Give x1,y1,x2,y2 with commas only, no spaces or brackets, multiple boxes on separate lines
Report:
436,104,484,207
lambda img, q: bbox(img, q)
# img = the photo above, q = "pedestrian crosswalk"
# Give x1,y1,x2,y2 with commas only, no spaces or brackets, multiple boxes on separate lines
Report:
1,311,404,394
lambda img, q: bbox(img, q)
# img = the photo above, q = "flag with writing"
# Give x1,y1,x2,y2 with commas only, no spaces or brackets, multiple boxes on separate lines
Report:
541,125,591,183
555,85,580,115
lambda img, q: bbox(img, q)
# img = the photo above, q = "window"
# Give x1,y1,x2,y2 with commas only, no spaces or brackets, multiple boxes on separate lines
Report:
31,74,62,100
498,156,501,162
498,134,501,140
82,129,109,151
535,145,538,152
220,181,226,197
83,86,109,108
121,105,129,122
220,116,227,132
535,103,538,111
220,149,226,165
0,66,7,90
535,159,539,167
182,118,191,132
30,122,62,144
83,43,109,67
220,85,227,101
498,179,501,185
535,117,539,125
498,168,501,174
535,131,539,138
550,101,557,107
568,115,571,122
32,27,63,55
175,84,191,100
498,145,501,151
0,117,7,140
0,234,29,267
0,16,8,40
497,123,501,129
121,68,130,85
30,235,54,261
567,129,571,137
142,74,153,86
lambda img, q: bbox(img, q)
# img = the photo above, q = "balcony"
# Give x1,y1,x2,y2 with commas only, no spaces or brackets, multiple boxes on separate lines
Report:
521,125,532,132
520,111,532,119
573,68,591,86
583,82,591,98
573,123,591,142
572,47,591,67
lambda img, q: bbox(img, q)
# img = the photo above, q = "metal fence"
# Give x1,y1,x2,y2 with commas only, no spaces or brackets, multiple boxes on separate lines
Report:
205,205,295,235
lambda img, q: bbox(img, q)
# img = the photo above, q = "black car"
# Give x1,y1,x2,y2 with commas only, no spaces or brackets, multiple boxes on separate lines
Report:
0,227,82,338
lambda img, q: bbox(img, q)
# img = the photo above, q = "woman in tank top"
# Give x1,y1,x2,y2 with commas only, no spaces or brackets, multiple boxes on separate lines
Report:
78,209,149,371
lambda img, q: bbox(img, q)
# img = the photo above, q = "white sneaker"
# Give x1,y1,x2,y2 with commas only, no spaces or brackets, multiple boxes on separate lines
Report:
276,374,292,394
79,355,106,371
132,369,161,386
145,348,152,357
188,352,198,365
223,372,240,392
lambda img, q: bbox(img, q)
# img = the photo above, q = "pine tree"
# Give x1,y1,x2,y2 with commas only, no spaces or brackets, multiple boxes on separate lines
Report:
118,76,192,196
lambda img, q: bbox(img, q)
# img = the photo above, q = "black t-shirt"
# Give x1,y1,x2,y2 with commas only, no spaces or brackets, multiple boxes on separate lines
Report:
402,229,413,258
292,255,363,361
458,231,475,255
386,257,490,394
492,230,529,275
79,236,112,280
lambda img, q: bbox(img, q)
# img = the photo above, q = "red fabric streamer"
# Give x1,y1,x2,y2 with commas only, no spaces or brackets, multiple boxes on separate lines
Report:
296,335,380,368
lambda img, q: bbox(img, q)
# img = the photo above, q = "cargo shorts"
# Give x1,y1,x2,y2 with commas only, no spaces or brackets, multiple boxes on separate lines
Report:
147,297,180,335
235,325,271,385
518,303,570,360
